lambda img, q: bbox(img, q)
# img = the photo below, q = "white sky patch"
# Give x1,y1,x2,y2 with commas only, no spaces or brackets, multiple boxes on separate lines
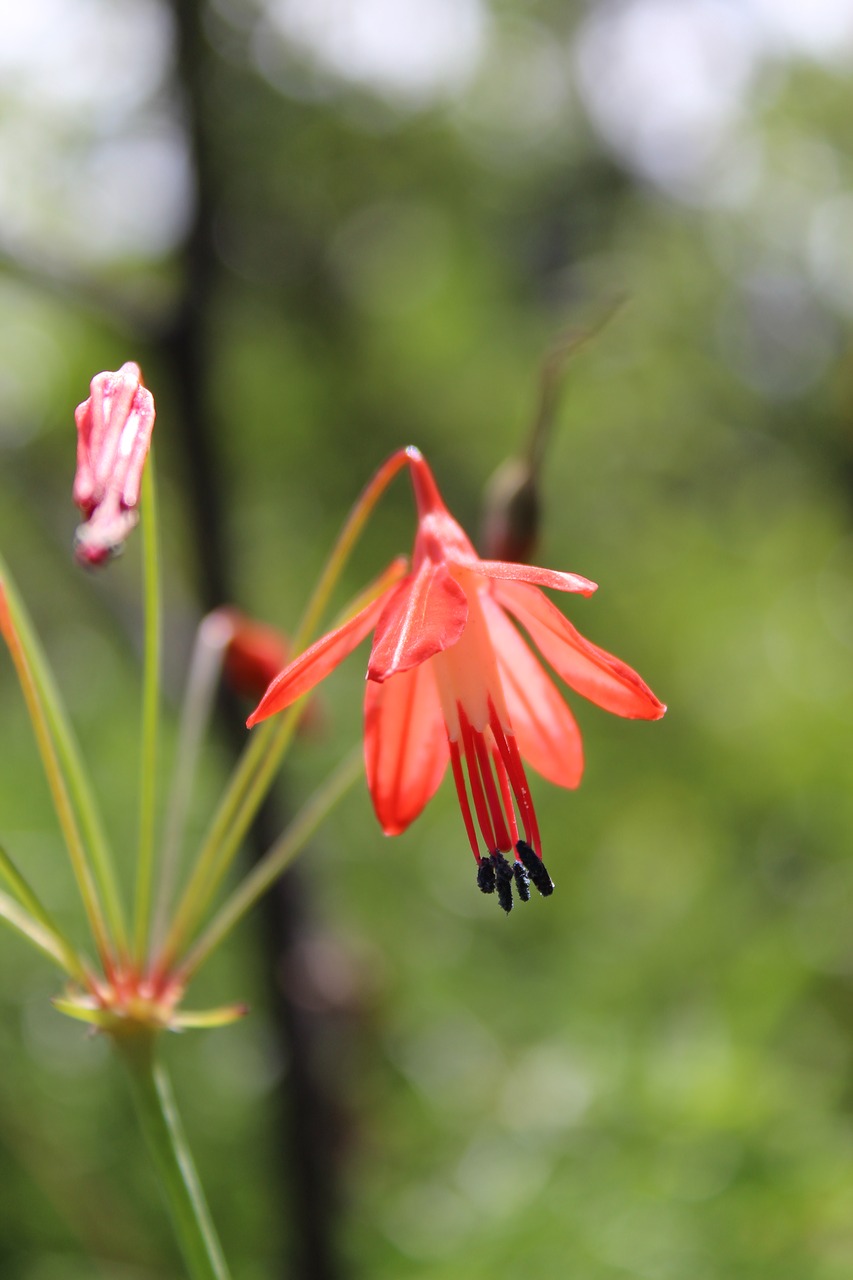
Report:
573,0,759,199
572,0,853,202
0,0,173,119
745,0,853,63
262,0,487,105
0,0,188,265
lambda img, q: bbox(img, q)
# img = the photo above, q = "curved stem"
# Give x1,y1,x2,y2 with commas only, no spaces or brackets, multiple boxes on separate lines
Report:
116,1033,231,1280
162,451,409,967
179,745,362,981
0,845,87,982
0,583,112,967
156,717,279,969
0,889,82,977
290,446,410,657
151,610,233,952
0,555,127,953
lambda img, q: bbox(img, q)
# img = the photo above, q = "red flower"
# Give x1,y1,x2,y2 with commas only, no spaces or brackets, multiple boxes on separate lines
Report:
248,448,665,911
73,361,155,566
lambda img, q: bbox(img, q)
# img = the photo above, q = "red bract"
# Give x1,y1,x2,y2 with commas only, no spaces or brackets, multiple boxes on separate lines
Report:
248,447,665,912
73,361,156,567
217,608,291,700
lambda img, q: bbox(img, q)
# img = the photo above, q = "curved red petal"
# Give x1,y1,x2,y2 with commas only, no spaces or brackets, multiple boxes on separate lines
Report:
367,560,468,683
364,662,449,835
481,595,584,788
493,579,666,720
246,589,392,727
475,560,598,596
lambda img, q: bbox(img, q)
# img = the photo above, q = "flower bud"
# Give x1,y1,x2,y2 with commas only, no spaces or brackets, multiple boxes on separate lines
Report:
73,361,155,567
479,457,539,564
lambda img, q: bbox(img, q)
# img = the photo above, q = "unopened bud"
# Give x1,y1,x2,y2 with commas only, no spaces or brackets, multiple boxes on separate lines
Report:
480,458,539,564
73,361,155,567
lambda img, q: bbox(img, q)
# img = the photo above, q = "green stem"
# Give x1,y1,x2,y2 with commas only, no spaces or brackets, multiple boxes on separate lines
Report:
175,702,303,947
179,745,362,981
289,445,410,657
0,888,82,976
0,582,113,966
134,460,162,963
116,1034,231,1280
526,299,626,474
0,845,87,982
161,449,410,967
151,611,233,953
157,717,278,969
0,554,128,954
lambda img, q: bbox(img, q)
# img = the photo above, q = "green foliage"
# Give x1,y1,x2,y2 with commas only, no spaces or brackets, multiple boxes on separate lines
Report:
2,1,853,1275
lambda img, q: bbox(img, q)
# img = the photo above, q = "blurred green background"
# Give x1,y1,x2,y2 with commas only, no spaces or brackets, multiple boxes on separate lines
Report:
2,0,853,1277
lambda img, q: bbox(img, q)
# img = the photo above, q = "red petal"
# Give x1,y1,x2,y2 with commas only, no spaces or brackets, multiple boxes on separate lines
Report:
481,595,584,788
364,662,449,835
246,589,392,727
367,560,468,682
493,579,666,720
475,560,598,596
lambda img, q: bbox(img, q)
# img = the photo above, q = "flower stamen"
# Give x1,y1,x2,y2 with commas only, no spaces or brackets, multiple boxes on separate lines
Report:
491,740,520,847
488,704,541,856
476,857,497,894
516,840,554,897
491,851,515,914
449,737,481,862
470,723,513,853
458,709,500,854
513,861,531,901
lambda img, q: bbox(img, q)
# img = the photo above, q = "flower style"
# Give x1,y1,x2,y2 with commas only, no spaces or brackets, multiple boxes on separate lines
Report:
248,448,665,912
73,361,156,566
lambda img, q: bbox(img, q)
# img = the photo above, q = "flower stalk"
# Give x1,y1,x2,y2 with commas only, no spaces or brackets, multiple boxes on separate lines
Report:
158,457,410,970
0,551,128,952
134,458,163,962
0,844,86,982
116,1033,231,1280
0,583,114,967
179,743,363,981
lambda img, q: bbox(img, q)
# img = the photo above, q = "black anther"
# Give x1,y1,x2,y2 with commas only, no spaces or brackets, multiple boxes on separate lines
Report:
477,859,496,894
513,861,531,902
490,852,515,914
515,841,554,897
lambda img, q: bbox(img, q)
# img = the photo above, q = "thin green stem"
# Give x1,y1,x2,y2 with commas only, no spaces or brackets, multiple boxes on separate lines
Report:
151,611,233,953
0,845,87,982
0,584,112,966
289,446,410,657
0,888,81,977
157,718,278,969
526,298,627,475
181,702,303,939
179,745,362,981
161,449,410,968
133,460,162,963
0,553,128,953
116,1034,231,1280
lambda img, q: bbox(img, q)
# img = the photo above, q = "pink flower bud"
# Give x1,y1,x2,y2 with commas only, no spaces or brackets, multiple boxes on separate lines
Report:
73,361,155,567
